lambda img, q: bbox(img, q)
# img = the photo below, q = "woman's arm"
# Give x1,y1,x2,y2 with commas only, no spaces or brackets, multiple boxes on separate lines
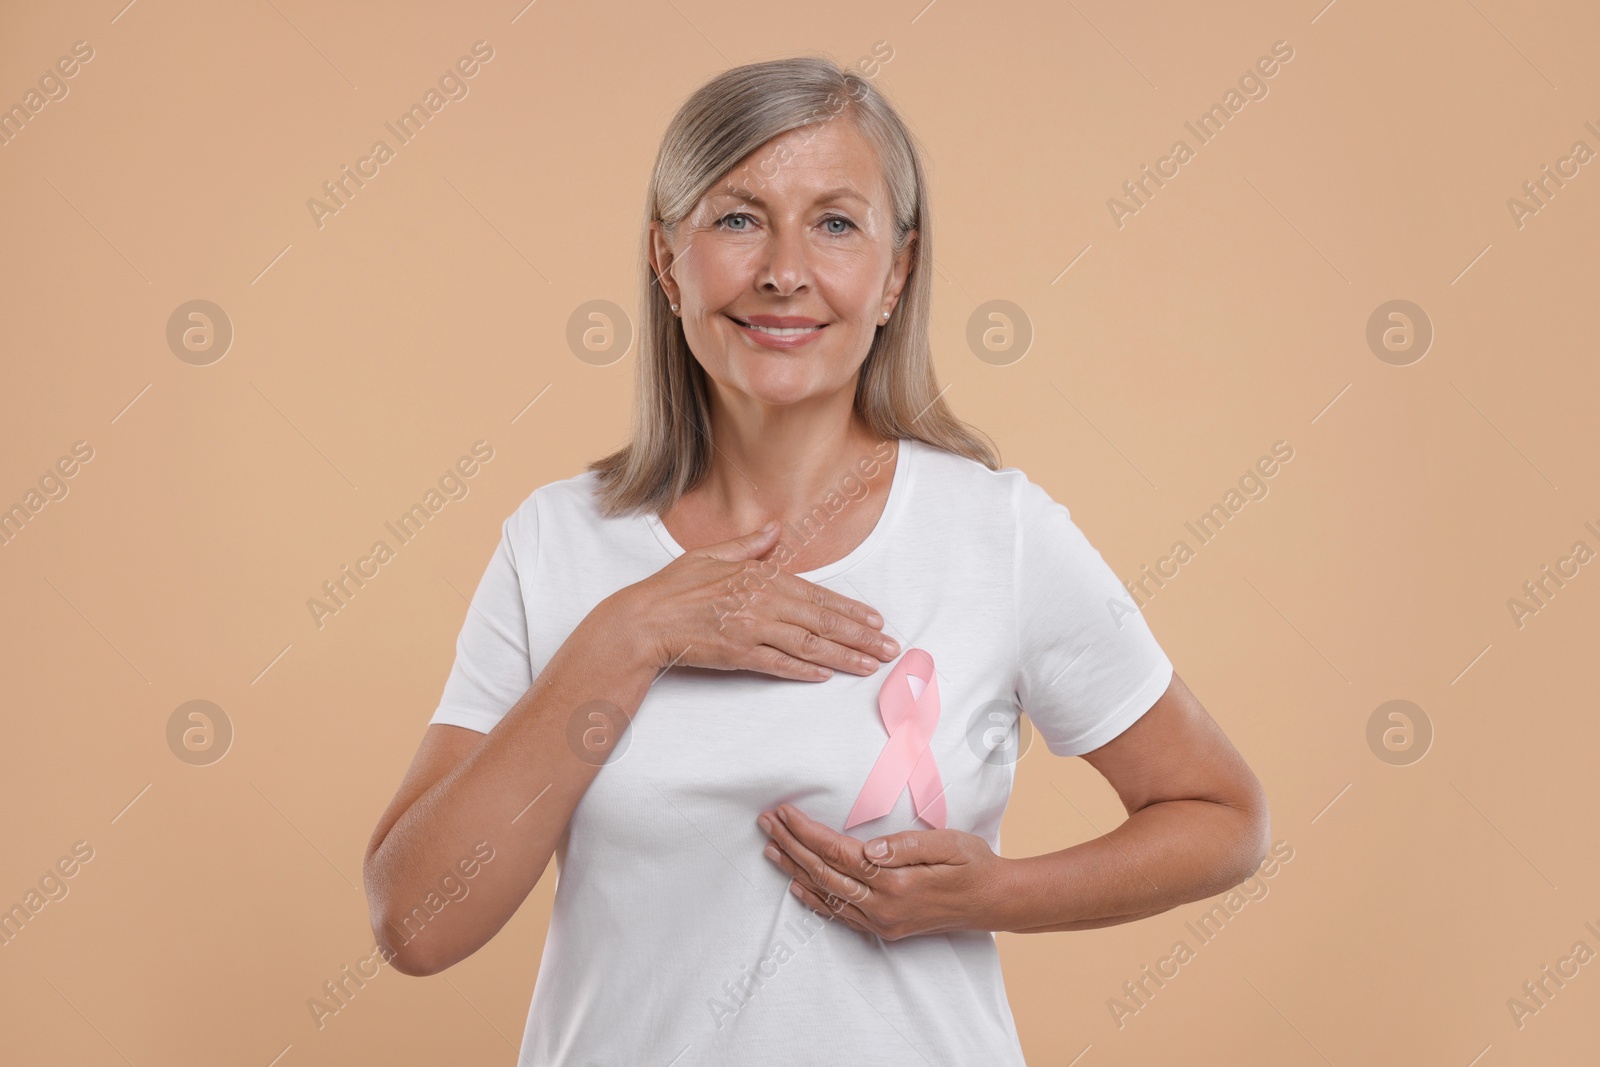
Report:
364,521,898,976
990,671,1271,934
756,671,1269,942
363,594,656,976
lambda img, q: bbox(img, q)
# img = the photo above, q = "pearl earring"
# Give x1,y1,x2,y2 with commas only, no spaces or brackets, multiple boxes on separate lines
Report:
671,304,679,311
882,310,890,318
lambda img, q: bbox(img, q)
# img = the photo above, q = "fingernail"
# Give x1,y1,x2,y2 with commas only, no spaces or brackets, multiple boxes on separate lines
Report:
764,844,780,861
867,610,883,626
758,815,772,833
789,882,803,897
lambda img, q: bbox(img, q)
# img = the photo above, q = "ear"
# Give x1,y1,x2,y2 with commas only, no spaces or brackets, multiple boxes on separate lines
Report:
647,219,679,305
882,227,917,313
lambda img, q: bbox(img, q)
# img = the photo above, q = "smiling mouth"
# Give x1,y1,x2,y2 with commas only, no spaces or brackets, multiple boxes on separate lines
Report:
728,316,827,337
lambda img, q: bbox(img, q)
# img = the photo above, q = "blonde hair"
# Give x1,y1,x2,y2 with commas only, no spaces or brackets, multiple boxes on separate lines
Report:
587,54,999,518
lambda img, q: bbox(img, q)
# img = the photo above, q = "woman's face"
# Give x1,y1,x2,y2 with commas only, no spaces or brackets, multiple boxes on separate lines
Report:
651,117,915,414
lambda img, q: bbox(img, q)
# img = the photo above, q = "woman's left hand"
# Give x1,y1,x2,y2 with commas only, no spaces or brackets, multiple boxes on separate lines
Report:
756,804,1013,940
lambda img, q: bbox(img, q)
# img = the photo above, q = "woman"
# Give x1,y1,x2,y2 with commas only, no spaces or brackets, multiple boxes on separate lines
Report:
364,56,1269,1064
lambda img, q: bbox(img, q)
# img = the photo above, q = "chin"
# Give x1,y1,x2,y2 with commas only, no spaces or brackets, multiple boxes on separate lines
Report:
739,381,825,407
723,363,831,403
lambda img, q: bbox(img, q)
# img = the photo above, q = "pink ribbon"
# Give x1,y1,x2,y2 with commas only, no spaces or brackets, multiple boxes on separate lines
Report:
845,648,947,831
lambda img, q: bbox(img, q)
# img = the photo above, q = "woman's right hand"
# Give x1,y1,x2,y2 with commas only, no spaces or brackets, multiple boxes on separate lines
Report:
609,521,900,681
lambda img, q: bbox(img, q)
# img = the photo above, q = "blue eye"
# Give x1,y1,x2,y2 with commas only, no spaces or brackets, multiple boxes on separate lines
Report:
713,211,858,235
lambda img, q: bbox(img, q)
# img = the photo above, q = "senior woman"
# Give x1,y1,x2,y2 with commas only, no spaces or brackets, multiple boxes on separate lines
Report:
364,56,1268,1064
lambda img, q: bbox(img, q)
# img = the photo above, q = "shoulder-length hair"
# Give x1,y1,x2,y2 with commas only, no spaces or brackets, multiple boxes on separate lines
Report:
586,54,1000,518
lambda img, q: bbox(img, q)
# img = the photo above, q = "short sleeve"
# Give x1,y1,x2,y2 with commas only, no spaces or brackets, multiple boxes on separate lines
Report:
1012,478,1173,757
428,500,536,735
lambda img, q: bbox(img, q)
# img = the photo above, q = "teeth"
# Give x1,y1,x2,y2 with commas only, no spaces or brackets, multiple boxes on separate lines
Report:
742,322,821,336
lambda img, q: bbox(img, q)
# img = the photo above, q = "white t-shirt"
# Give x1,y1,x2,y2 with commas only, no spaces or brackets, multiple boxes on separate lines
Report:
429,436,1174,1065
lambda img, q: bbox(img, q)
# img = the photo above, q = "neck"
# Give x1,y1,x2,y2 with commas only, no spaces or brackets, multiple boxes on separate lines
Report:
697,389,891,525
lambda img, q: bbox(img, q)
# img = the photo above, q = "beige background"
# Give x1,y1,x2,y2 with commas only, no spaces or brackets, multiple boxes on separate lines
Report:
2,0,1597,1063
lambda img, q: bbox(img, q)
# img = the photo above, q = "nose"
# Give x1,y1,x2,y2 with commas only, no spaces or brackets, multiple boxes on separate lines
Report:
758,219,812,297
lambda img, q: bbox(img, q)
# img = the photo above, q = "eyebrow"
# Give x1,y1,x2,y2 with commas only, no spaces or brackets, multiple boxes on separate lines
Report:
714,185,871,209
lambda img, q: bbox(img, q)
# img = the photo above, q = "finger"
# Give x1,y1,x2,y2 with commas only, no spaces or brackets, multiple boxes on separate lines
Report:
760,827,863,916
698,520,782,563
744,643,834,682
756,619,883,677
712,604,835,681
767,806,871,902
716,598,869,680
769,586,900,661
791,577,888,632
765,843,857,914
862,829,958,868
789,877,876,935
777,804,872,868
701,530,887,633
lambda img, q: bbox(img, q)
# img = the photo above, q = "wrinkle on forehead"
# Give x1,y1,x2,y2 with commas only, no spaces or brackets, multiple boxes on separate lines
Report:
680,122,893,239
682,189,889,244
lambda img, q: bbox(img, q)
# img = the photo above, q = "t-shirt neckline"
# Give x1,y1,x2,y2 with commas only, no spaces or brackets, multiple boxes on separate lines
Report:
644,437,916,582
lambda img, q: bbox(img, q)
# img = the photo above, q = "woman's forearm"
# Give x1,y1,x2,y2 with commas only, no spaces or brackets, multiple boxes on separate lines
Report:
987,796,1270,934
364,594,657,975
